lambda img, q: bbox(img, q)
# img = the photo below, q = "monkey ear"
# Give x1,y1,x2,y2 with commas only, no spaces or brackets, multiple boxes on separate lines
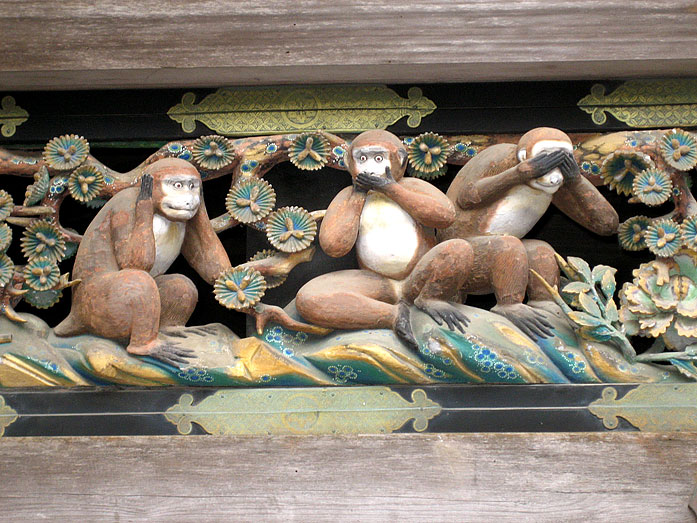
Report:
517,149,527,162
398,148,408,170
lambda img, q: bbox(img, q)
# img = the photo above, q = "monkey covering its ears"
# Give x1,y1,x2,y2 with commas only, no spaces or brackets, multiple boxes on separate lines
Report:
55,158,231,367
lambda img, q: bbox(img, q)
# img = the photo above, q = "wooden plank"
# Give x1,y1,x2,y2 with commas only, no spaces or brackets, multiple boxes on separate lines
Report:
1,1,697,90
0,433,695,521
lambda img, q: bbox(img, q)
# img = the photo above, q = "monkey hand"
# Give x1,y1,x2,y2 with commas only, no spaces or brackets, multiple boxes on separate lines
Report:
520,149,567,179
138,173,154,201
559,150,580,180
354,167,395,192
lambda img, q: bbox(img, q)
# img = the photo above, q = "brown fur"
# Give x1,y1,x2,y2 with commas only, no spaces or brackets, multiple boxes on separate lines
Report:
55,158,231,357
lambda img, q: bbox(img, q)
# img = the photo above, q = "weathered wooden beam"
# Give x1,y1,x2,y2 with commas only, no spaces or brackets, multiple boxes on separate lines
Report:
0,433,695,521
1,1,697,90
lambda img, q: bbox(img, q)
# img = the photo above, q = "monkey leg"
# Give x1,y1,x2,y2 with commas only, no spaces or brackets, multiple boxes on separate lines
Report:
465,235,529,304
73,270,194,366
73,269,161,347
401,239,473,334
295,269,399,330
464,236,553,339
523,239,560,302
402,239,473,303
155,274,198,327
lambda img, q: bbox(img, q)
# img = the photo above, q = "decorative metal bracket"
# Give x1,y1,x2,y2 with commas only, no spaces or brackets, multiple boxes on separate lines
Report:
165,387,441,435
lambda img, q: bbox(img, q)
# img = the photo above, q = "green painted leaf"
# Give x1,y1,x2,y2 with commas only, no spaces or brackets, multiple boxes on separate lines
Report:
578,290,602,317
580,325,613,342
562,281,592,294
568,310,605,327
604,299,619,323
600,269,617,299
567,256,592,282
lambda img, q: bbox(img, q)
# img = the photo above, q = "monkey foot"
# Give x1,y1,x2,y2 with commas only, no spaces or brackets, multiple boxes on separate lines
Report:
491,303,554,340
415,299,469,334
252,303,332,336
393,300,419,352
126,339,195,368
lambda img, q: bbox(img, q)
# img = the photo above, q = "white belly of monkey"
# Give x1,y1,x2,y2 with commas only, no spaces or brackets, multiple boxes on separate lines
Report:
357,192,420,279
150,214,186,277
485,185,554,238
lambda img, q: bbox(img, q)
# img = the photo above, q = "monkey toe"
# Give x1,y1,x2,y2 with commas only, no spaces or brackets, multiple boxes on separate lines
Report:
394,301,418,351
492,303,554,340
416,300,469,334
147,343,195,368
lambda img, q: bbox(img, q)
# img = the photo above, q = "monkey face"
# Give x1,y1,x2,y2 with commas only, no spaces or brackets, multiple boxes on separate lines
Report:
345,130,407,181
153,174,201,222
352,145,391,177
527,139,573,194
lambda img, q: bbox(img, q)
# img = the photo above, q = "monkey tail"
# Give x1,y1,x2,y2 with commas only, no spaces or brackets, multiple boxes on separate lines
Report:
53,312,86,338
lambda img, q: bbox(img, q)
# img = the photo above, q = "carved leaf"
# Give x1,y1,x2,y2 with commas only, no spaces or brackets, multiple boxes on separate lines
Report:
578,291,602,317
567,257,592,282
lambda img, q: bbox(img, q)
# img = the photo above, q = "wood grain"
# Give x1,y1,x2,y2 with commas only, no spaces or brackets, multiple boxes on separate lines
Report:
0,433,695,521
1,1,697,90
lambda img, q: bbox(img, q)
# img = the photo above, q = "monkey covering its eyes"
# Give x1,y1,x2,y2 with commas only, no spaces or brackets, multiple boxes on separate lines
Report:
439,127,619,339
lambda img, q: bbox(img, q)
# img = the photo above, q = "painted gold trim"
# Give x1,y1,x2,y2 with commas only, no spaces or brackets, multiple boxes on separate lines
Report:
578,80,697,128
0,395,17,436
168,85,436,136
164,386,441,435
0,96,28,137
589,384,697,431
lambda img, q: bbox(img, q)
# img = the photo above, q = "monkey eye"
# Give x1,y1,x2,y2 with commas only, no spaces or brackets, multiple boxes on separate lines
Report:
189,183,195,190
174,182,183,189
375,155,383,162
359,155,367,162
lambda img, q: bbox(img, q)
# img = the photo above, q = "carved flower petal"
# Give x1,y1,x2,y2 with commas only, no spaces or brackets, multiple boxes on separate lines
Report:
21,219,66,263
43,134,89,170
0,222,12,253
213,266,266,310
601,149,654,196
24,288,63,309
266,206,317,253
681,215,697,250
645,218,682,258
638,312,674,337
661,129,697,171
674,315,697,338
407,163,449,180
407,132,453,174
24,166,50,206
225,177,276,224
289,133,330,171
67,164,105,202
0,253,14,286
23,258,60,291
192,135,235,170
631,168,672,207
0,190,14,222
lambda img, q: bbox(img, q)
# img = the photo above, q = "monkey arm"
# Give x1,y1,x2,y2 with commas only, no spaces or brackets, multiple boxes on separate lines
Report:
455,165,524,208
319,186,366,258
552,176,619,236
382,178,455,229
182,202,232,284
111,197,156,271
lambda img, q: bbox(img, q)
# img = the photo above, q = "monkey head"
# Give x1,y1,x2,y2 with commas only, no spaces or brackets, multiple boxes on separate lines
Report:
516,127,574,194
144,158,202,222
345,130,408,182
